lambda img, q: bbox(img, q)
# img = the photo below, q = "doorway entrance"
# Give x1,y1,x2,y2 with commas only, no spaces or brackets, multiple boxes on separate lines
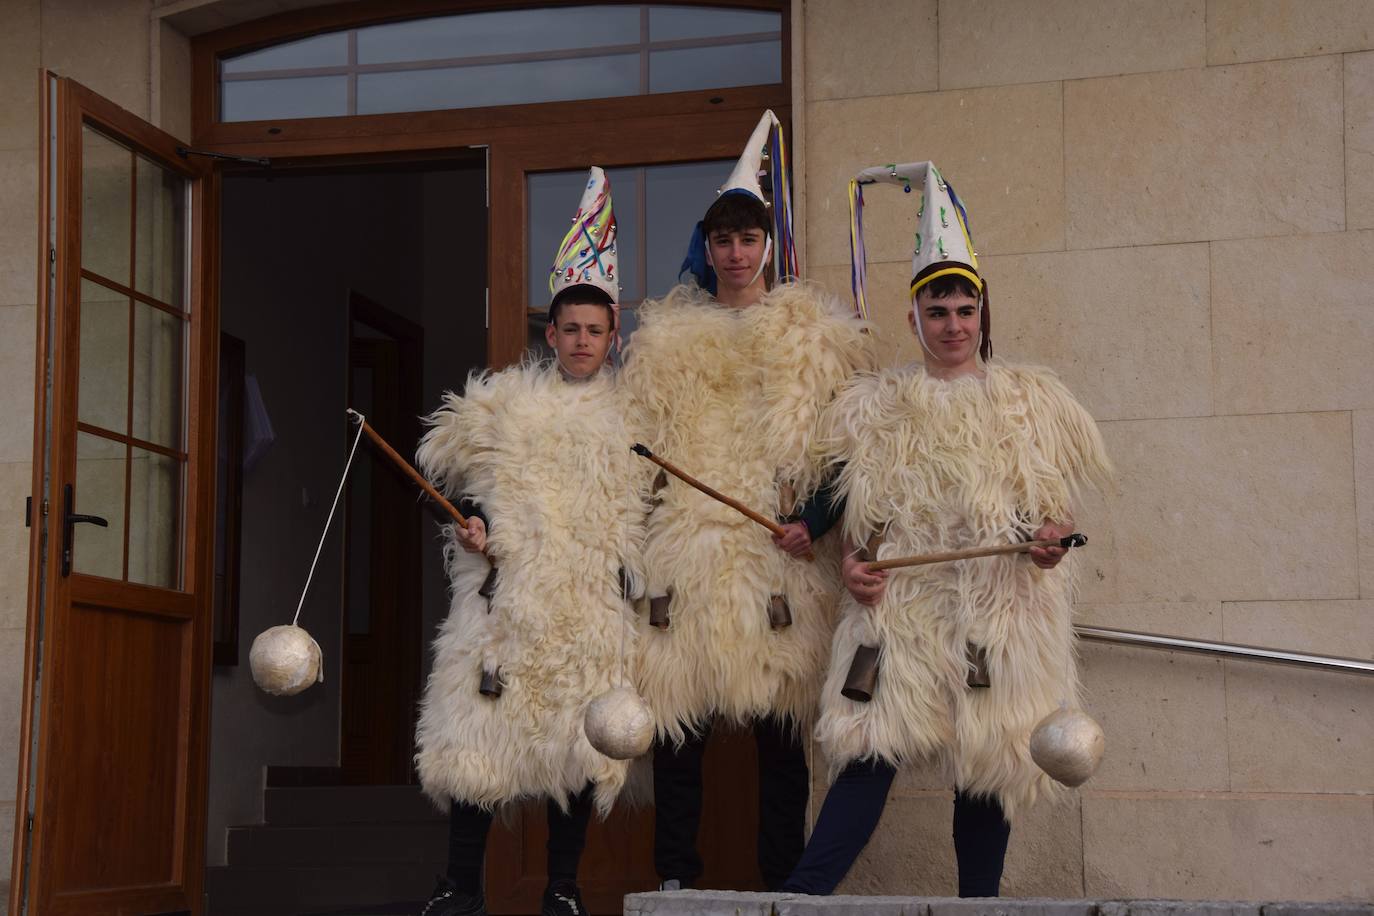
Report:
208,153,488,823
14,4,792,914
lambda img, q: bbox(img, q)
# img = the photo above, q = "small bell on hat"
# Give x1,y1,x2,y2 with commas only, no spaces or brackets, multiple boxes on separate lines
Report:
584,686,654,760
1030,702,1105,787
250,624,324,697
848,162,990,360
549,166,619,308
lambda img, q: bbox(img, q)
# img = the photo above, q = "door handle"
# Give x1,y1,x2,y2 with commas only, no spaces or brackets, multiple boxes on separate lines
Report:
62,482,108,577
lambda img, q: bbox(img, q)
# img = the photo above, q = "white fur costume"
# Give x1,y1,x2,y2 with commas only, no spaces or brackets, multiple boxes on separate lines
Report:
620,282,873,740
413,363,645,815
814,362,1111,818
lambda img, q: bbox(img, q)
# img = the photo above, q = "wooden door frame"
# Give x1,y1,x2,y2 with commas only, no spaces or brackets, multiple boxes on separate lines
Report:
12,73,219,916
343,289,425,785
190,0,789,372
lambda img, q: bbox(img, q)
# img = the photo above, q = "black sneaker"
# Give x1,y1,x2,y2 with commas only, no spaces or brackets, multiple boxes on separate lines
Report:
420,876,487,916
541,880,586,916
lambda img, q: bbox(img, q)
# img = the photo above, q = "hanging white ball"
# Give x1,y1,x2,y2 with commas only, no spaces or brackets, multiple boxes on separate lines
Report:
584,687,654,760
1030,706,1105,787
249,625,324,697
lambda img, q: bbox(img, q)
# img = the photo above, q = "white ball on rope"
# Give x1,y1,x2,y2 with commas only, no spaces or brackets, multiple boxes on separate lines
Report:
584,686,654,760
1030,706,1105,787
249,625,324,697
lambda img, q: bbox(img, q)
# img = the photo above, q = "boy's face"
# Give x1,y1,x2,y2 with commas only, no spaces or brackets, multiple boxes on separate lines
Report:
910,287,980,371
546,301,614,378
707,226,768,294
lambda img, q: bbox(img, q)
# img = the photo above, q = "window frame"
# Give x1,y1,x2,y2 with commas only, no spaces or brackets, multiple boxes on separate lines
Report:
190,0,791,370
191,0,790,145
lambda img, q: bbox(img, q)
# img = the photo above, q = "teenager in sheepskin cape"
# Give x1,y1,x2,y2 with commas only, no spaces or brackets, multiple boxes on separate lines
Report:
781,162,1112,899
413,168,644,916
620,115,875,891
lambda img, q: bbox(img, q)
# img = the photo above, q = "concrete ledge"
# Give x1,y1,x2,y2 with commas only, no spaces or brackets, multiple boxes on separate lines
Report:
623,892,1374,916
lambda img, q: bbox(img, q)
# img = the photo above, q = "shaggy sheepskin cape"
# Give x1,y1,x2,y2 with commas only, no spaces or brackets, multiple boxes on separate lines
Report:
620,282,874,740
413,363,645,815
814,361,1112,819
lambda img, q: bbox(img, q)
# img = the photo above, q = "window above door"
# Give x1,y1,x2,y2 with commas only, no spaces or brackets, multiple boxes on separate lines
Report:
217,4,782,122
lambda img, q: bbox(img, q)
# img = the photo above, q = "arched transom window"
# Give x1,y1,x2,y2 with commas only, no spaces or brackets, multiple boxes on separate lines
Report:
219,5,783,121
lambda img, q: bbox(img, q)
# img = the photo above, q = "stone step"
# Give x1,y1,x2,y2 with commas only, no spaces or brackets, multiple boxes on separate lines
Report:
263,784,443,826
226,821,448,867
204,863,437,916
622,892,1374,916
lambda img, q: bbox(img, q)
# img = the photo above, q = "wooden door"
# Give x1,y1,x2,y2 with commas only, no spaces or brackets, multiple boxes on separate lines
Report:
483,117,781,914
341,292,424,785
9,75,217,915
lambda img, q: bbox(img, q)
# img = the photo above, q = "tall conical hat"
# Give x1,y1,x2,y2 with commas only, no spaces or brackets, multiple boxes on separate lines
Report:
679,110,798,292
848,162,989,358
549,166,619,305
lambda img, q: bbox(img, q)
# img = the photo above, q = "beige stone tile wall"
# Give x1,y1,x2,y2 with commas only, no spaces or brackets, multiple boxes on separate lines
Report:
0,0,160,886
799,0,1374,900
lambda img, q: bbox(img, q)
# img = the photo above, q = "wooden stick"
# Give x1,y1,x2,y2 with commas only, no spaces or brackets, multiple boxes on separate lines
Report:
347,408,467,526
632,444,813,562
868,534,1087,571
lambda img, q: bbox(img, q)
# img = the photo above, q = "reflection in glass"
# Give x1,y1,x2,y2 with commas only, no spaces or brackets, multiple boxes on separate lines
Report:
222,32,349,74
357,54,639,115
222,76,349,121
648,5,780,41
357,7,641,64
74,432,126,580
128,446,181,589
135,156,187,309
649,41,781,94
81,125,132,284
78,279,130,434
131,304,184,451
527,167,639,311
644,160,733,297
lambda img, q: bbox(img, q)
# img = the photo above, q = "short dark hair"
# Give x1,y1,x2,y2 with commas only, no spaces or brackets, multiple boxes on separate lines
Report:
702,191,770,239
917,274,980,300
548,285,615,327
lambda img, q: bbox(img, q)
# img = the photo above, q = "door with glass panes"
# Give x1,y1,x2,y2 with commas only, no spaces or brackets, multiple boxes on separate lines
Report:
10,74,217,916
483,129,783,913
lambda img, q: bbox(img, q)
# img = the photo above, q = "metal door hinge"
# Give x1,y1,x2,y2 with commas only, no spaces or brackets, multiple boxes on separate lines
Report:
25,496,31,527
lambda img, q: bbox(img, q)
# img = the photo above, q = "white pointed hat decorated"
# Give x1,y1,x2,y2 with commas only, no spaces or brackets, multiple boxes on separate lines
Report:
848,161,990,358
549,166,619,305
681,110,798,291
722,109,781,202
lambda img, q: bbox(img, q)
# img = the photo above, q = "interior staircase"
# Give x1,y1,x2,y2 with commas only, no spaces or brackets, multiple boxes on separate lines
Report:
204,772,445,916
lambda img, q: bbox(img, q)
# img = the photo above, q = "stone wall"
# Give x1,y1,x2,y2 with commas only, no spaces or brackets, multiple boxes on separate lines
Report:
795,0,1372,900
0,0,173,885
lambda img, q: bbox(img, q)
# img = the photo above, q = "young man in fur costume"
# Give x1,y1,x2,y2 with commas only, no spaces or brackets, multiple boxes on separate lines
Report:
414,167,645,916
778,163,1112,898
620,111,873,891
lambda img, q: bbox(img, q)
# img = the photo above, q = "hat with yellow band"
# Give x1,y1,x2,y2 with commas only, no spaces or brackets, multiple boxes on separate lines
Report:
848,161,990,360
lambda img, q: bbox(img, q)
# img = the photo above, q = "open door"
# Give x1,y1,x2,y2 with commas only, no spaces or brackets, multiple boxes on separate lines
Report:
9,74,218,915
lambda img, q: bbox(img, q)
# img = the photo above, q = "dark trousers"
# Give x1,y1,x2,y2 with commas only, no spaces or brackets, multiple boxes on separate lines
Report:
653,715,810,891
446,784,596,894
780,759,1011,897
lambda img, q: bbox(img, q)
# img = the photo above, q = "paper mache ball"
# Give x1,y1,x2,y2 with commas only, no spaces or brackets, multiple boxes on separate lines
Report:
249,625,324,697
1030,705,1105,787
584,686,654,760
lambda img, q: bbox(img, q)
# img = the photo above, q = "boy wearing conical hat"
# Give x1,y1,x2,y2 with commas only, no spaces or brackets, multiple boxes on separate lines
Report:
620,111,873,891
414,168,646,916
779,164,1112,897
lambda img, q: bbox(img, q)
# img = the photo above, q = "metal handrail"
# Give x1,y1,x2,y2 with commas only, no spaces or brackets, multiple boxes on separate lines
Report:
1075,625,1374,677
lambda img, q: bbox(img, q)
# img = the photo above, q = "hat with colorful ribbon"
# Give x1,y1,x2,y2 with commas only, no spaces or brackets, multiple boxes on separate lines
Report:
550,166,619,306
848,161,990,359
679,110,799,294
